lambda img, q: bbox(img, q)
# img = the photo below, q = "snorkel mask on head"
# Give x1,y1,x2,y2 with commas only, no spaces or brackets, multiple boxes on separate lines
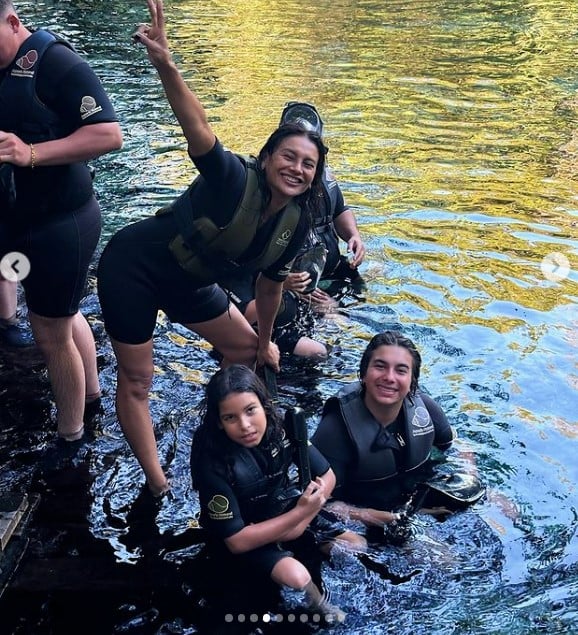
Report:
280,101,324,136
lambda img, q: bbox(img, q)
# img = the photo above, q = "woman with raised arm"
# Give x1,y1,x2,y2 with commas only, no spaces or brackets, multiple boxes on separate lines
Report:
97,0,327,496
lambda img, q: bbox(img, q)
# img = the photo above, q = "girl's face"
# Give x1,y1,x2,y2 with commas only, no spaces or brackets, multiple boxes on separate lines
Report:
218,391,268,448
261,135,319,203
362,345,413,411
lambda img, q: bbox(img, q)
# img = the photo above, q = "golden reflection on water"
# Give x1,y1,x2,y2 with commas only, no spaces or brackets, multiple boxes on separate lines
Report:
155,0,578,328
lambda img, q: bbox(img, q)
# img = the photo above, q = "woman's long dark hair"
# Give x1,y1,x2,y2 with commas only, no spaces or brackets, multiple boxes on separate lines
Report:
256,123,327,224
191,365,284,488
359,331,422,396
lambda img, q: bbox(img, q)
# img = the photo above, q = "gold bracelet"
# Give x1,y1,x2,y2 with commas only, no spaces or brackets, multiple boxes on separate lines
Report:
29,143,36,169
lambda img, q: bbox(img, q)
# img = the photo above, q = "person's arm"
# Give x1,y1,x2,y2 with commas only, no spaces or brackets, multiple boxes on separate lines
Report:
0,40,122,168
133,0,215,158
225,477,328,553
254,273,282,371
316,466,336,498
348,506,401,526
311,410,352,492
307,443,337,497
0,123,122,169
325,499,403,527
333,208,365,267
421,393,455,451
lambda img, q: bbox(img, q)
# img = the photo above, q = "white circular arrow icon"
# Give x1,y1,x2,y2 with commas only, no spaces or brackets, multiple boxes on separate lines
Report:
0,251,31,282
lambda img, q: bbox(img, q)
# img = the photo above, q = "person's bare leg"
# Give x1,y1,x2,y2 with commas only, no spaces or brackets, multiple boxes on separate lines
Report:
271,556,312,590
111,338,169,496
185,305,258,367
0,278,17,320
28,311,85,440
71,312,101,400
292,336,327,359
271,557,346,623
242,300,327,360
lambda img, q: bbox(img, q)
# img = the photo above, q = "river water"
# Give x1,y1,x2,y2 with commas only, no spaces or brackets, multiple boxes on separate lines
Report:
1,1,577,633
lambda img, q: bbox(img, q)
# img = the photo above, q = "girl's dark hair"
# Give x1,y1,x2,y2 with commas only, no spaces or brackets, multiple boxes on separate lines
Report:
359,331,422,396
191,365,283,486
256,123,327,223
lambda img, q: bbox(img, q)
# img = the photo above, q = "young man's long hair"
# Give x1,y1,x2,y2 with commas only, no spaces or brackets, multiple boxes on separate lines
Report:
359,330,422,396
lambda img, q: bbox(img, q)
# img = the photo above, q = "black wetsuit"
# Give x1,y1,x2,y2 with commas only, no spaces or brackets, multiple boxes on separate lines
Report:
97,140,309,344
193,430,343,576
0,30,119,317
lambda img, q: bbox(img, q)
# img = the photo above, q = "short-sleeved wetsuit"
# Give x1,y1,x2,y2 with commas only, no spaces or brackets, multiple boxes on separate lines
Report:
0,32,119,317
194,434,343,576
97,140,309,345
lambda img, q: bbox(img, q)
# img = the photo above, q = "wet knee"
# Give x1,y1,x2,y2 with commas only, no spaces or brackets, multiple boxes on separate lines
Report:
293,338,327,359
338,531,368,552
117,367,153,400
272,558,311,590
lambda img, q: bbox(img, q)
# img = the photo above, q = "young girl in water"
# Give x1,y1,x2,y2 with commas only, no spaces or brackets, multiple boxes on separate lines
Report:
191,365,365,622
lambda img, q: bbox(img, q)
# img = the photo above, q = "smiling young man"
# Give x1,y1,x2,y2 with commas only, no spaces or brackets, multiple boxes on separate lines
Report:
311,330,455,528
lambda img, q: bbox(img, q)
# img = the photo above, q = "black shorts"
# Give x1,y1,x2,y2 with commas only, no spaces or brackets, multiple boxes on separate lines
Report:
0,196,101,318
207,508,346,578
97,214,229,344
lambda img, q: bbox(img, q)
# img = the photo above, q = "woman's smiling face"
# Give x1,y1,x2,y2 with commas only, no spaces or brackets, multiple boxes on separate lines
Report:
261,134,319,203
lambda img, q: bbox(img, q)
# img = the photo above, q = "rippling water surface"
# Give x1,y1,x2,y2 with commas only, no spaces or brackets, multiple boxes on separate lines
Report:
1,1,577,633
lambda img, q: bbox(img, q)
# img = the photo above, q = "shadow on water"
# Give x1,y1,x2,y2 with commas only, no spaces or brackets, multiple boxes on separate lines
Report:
0,296,531,635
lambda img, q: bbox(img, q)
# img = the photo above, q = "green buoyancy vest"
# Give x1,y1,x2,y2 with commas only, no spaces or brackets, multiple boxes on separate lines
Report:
160,155,302,285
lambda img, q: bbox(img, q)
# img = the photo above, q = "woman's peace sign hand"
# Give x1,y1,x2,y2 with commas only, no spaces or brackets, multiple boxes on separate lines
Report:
132,0,171,68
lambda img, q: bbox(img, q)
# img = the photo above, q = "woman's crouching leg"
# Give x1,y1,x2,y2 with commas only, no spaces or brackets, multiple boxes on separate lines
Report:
186,305,258,368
